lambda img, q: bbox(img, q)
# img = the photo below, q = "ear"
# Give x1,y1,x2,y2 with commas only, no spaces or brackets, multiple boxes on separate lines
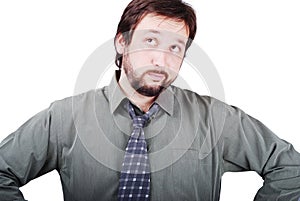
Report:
115,33,126,54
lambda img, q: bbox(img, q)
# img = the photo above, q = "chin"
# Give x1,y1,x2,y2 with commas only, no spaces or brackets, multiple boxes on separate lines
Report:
136,85,165,97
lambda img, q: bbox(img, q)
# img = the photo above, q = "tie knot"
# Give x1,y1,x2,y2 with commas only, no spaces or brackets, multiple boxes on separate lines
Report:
132,116,148,128
128,102,159,128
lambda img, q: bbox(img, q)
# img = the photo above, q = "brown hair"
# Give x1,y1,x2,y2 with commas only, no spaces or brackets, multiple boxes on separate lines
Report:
114,0,197,68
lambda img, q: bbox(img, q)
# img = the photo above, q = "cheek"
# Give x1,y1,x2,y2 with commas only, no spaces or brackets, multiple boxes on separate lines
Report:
128,51,152,68
168,54,183,72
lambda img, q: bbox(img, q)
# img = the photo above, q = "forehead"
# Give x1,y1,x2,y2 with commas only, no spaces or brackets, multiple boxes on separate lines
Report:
134,13,189,39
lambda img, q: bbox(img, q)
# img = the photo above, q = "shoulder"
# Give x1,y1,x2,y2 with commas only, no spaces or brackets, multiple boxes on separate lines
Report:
170,85,227,109
49,86,108,112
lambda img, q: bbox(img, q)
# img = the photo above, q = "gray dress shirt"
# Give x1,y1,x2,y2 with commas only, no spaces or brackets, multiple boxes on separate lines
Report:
1,76,300,201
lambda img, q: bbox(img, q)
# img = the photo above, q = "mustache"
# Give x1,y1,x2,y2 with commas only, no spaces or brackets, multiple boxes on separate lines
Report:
144,69,168,77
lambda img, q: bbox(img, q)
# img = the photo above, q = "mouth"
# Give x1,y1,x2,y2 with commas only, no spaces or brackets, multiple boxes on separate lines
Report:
146,71,167,82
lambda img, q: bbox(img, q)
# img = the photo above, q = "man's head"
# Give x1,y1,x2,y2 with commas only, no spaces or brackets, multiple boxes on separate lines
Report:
114,0,197,97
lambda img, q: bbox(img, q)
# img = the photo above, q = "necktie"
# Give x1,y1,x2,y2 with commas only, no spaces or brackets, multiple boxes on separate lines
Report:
118,101,159,200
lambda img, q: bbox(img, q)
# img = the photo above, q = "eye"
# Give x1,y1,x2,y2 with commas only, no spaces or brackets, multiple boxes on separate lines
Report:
145,38,157,47
170,45,181,53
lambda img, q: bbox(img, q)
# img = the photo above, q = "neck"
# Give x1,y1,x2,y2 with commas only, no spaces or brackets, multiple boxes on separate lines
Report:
118,72,156,112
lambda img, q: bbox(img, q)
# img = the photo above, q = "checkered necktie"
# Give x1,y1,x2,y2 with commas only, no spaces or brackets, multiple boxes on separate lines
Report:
117,102,159,201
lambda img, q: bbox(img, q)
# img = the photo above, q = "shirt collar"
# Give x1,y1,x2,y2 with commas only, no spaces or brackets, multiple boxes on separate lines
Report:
107,74,174,116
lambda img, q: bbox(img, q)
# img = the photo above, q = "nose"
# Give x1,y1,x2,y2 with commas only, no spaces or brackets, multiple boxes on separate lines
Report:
151,50,168,67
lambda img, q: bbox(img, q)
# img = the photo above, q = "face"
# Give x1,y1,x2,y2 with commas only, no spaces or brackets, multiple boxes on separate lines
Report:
118,14,189,97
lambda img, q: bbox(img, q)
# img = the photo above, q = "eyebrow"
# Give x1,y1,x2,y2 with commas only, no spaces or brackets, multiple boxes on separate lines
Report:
146,29,187,46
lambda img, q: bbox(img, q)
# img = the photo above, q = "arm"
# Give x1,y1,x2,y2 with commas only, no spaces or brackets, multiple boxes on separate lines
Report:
0,102,60,201
221,104,300,201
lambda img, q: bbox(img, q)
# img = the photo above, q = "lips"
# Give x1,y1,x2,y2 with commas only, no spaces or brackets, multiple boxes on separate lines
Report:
147,71,166,81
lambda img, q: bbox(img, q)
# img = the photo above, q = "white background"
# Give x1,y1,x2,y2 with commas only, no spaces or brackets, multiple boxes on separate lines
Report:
0,0,300,200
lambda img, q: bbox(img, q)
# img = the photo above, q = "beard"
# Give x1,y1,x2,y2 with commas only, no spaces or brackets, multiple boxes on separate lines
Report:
130,71,166,97
123,54,174,97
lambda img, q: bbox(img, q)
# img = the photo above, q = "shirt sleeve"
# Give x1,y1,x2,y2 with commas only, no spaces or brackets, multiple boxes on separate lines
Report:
221,104,300,201
0,102,60,201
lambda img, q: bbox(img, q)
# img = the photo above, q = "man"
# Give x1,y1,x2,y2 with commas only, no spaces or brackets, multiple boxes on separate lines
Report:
0,0,300,200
